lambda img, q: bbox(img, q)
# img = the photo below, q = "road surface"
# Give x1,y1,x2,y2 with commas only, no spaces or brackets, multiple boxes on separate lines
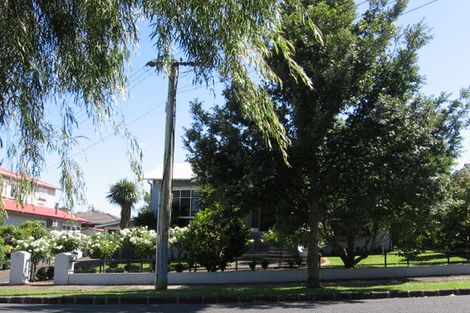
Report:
0,295,469,312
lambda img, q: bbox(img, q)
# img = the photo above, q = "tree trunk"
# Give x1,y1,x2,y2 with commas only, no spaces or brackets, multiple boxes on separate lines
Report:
306,197,321,288
120,205,131,229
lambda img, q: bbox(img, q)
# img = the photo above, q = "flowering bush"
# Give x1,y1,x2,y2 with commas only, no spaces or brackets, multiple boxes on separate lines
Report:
85,233,121,260
120,227,156,258
169,226,189,259
169,226,189,247
50,230,87,254
13,235,54,280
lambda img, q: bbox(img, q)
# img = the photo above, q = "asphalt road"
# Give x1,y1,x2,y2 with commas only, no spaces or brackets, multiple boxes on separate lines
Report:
1,295,470,313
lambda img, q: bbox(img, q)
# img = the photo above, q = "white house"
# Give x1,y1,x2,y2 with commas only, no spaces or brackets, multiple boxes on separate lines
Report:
1,167,90,230
145,162,202,227
144,162,266,229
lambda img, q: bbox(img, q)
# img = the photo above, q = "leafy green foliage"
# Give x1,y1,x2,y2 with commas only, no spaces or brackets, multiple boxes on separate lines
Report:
107,179,140,229
134,209,157,230
17,221,49,241
86,233,121,260
323,92,468,268
169,226,189,260
0,0,320,211
14,236,54,280
0,222,49,265
262,227,310,250
0,0,142,208
49,230,87,254
0,225,19,260
120,227,156,258
181,203,251,272
134,192,156,230
430,171,470,250
35,266,54,281
185,0,469,284
0,237,6,267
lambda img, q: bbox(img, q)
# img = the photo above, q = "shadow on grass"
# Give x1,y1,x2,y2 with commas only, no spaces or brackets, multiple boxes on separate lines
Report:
0,279,429,298
0,300,366,313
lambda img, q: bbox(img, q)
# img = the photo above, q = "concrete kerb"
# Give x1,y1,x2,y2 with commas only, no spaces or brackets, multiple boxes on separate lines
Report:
0,288,466,305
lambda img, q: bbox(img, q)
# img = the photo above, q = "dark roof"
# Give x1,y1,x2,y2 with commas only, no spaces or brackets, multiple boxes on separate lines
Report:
76,212,120,225
96,218,134,228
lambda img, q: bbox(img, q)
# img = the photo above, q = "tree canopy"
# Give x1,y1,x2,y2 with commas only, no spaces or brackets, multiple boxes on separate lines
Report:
185,0,470,286
107,179,140,229
0,0,319,209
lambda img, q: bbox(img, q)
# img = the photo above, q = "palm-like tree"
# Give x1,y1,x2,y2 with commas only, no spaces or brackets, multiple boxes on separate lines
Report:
107,179,140,229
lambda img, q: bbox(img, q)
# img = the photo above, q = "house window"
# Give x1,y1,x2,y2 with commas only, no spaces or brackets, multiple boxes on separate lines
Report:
9,183,19,198
1,181,7,197
171,190,201,219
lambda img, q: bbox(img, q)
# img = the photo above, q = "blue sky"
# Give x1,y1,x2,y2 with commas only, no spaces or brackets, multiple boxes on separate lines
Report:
37,0,470,216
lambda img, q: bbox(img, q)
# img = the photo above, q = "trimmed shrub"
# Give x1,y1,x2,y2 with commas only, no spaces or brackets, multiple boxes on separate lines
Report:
124,264,141,272
181,203,251,272
261,259,269,270
248,259,257,271
174,262,184,272
35,266,54,281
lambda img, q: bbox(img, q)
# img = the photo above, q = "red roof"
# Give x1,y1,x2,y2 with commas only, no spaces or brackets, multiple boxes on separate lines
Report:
3,198,90,223
0,168,57,190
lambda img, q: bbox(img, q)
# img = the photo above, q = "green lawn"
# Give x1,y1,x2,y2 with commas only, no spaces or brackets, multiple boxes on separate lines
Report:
322,251,469,268
1,280,470,298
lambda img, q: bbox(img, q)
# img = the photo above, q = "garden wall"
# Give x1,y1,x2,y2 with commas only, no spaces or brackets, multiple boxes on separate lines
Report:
64,264,470,285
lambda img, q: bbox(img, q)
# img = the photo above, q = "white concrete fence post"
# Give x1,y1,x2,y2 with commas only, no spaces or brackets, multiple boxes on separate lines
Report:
54,251,82,285
9,251,31,285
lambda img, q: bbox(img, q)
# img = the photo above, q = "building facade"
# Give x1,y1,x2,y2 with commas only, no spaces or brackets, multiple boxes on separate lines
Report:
145,162,202,227
145,162,270,230
1,168,89,230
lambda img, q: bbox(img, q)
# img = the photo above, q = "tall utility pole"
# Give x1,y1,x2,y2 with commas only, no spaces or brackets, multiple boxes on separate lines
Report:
147,60,195,290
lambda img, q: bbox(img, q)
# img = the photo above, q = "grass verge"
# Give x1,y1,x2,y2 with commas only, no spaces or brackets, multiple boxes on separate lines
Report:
1,280,470,298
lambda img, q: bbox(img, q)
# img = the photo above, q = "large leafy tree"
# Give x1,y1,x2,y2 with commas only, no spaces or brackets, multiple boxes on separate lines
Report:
0,0,319,209
323,93,467,268
185,0,469,287
107,179,140,229
431,169,470,251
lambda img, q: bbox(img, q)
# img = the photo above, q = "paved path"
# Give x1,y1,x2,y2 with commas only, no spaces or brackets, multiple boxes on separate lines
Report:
1,295,469,313
0,270,9,284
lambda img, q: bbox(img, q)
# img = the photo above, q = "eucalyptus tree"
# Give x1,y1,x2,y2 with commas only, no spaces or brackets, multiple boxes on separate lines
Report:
107,179,140,229
0,0,319,210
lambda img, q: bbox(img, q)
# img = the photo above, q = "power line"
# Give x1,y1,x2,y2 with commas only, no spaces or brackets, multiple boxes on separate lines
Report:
127,65,147,80
69,66,151,123
75,70,155,126
356,0,369,7
353,0,439,22
128,71,154,90
128,68,152,87
401,0,439,15
50,81,215,165
52,100,167,165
